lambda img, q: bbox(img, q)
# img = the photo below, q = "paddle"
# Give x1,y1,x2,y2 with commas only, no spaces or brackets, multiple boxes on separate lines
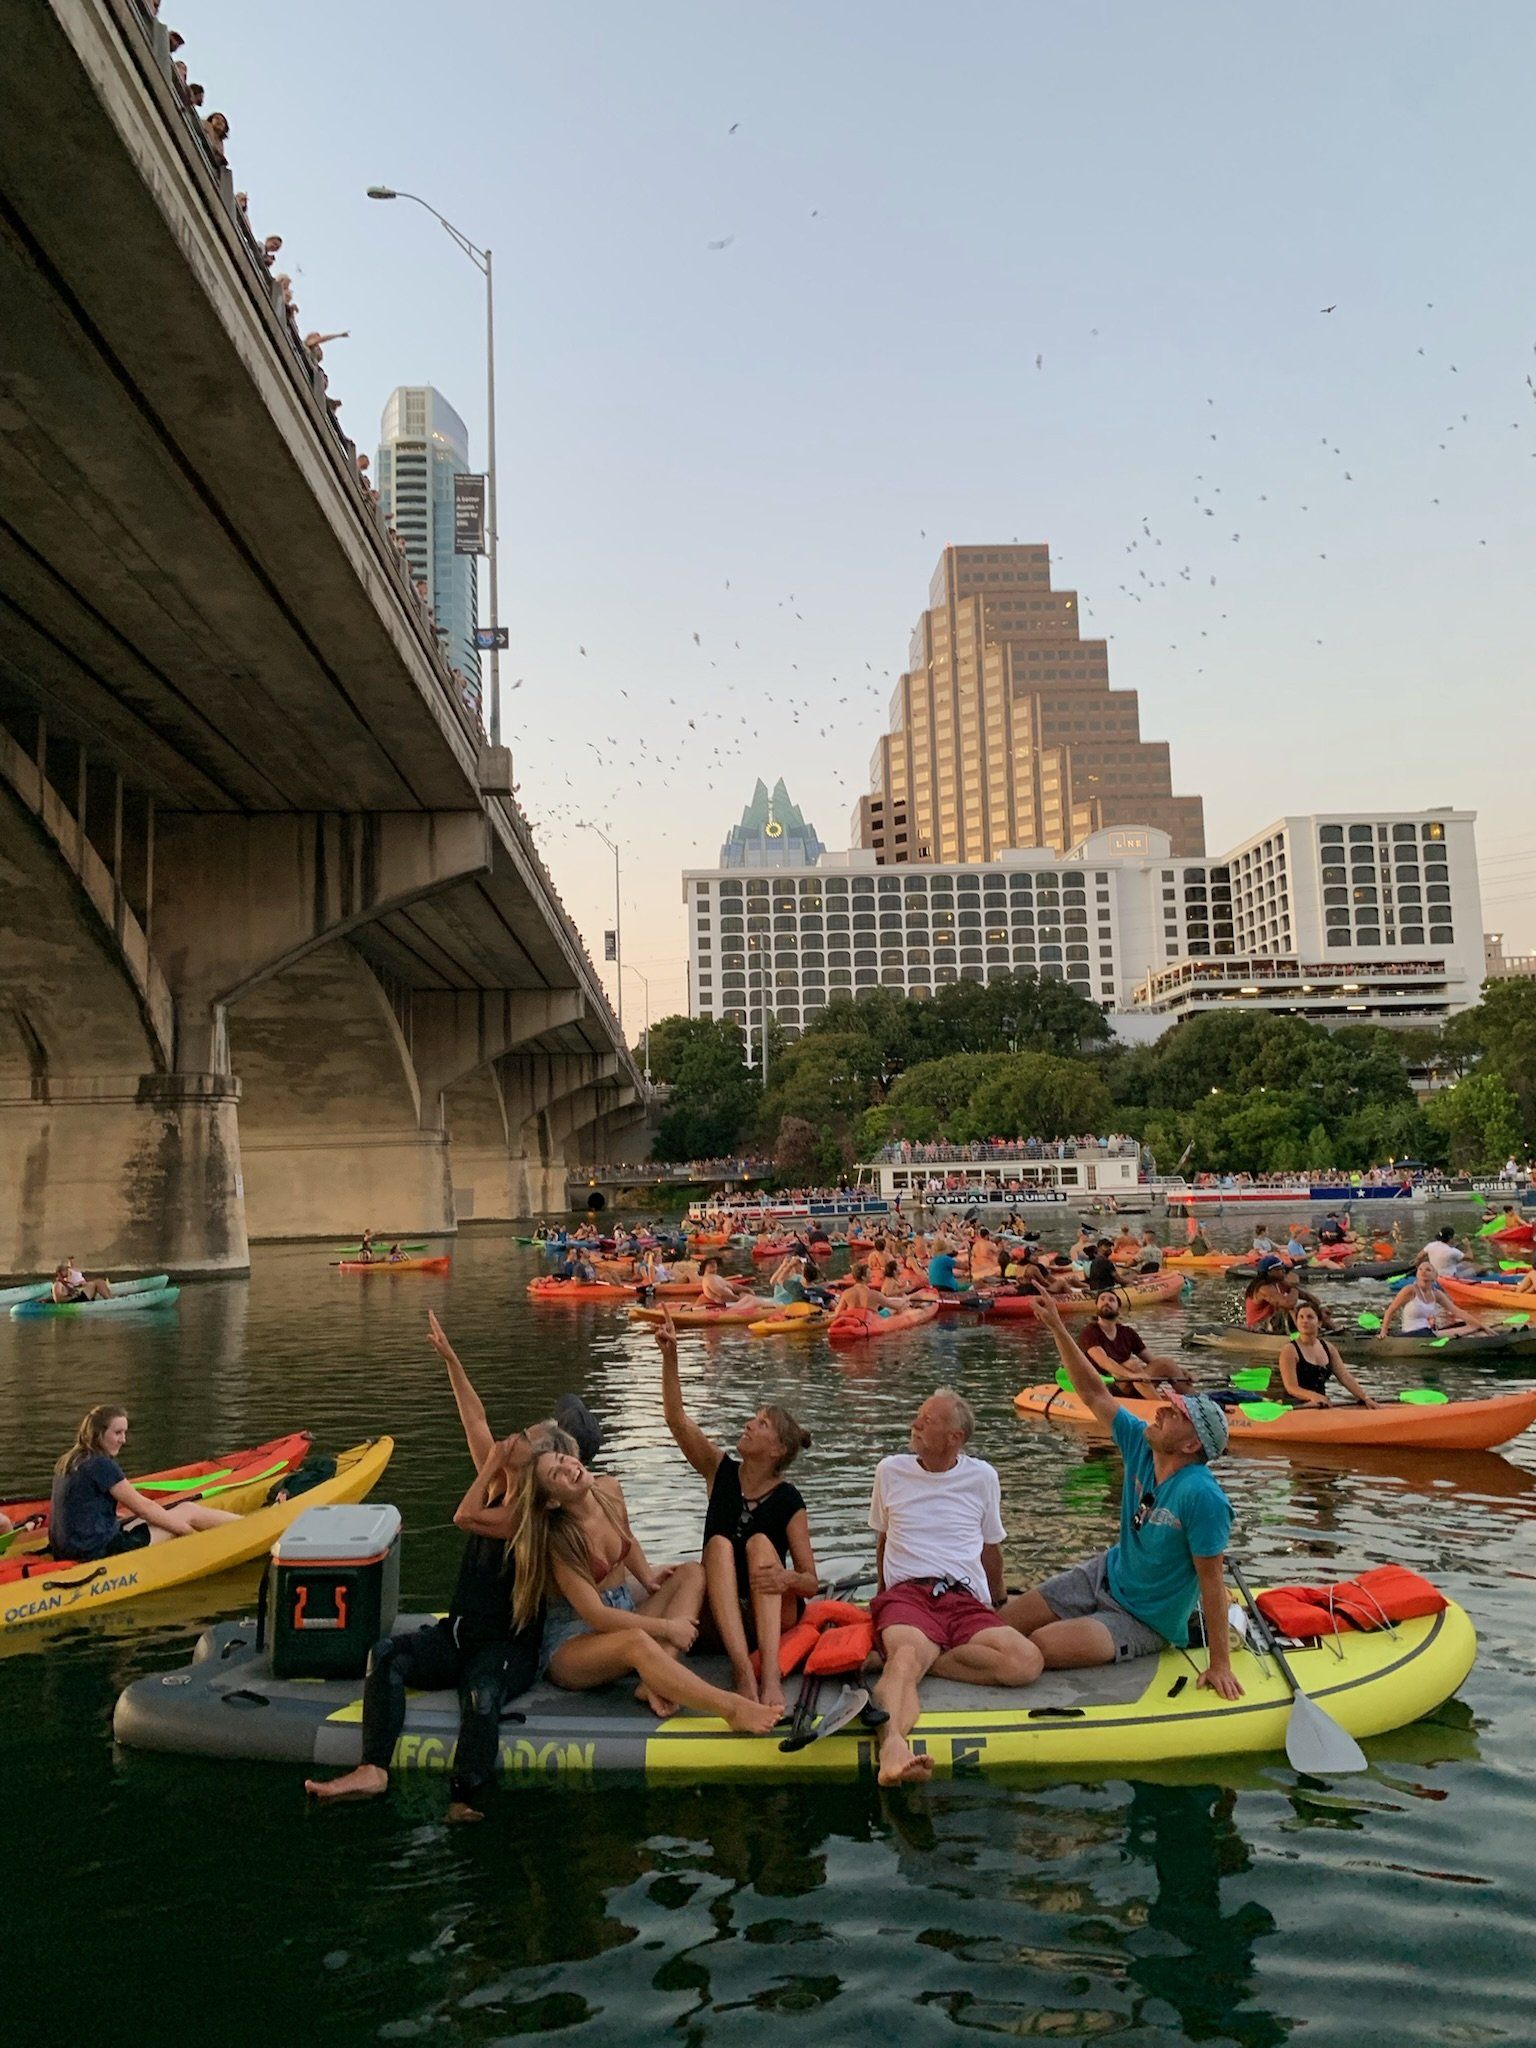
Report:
1399,1389,1448,1405
1228,1561,1367,1776
1230,1367,1272,1392
1235,1400,1290,1421
334,1242,429,1255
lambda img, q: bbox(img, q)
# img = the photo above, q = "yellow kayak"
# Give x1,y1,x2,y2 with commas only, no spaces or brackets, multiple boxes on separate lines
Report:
0,1438,393,1636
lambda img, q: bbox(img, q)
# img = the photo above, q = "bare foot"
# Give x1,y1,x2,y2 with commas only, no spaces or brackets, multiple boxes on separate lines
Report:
877,1738,935,1787
730,1664,760,1703
636,1684,680,1718
760,1685,787,1718
446,1801,485,1824
723,1695,782,1736
305,1763,389,1802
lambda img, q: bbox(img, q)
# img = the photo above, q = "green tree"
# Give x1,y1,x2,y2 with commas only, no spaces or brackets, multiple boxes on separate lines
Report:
1455,980,1536,1134
1425,1071,1524,1174
874,1054,1012,1141
651,1018,760,1161
963,1053,1116,1145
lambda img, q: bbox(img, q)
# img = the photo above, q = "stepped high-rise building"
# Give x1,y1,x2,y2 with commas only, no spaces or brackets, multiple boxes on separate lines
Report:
377,386,482,703
855,544,1204,864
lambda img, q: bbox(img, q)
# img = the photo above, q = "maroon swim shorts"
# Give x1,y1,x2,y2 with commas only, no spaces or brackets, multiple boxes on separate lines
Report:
871,1579,1002,1654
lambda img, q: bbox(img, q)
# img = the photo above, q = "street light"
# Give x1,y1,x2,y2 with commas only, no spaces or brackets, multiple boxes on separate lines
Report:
576,820,622,1039
366,185,502,746
623,963,651,1085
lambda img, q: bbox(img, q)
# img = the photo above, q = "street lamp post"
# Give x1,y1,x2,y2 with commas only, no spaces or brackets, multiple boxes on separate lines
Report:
576,820,622,1041
366,186,501,746
623,963,651,1085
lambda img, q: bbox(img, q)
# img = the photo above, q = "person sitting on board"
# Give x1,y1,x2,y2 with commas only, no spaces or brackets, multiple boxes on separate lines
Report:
511,1445,782,1736
1083,1239,1121,1295
1079,1291,1195,1399
1185,1226,1214,1257
866,1391,1043,1786
1276,1301,1379,1408
553,1250,598,1284
1315,1213,1349,1250
926,1240,963,1294
50,1405,240,1561
61,1256,112,1301
1249,1223,1282,1260
1421,1227,1478,1282
654,1318,818,1714
46,1261,103,1305
1110,1227,1143,1267
1284,1225,1310,1262
355,1229,376,1264
877,1256,917,1302
968,1229,1002,1283
998,1297,1243,1700
1376,1261,1486,1343
1136,1229,1165,1273
306,1312,601,1819
384,1241,406,1264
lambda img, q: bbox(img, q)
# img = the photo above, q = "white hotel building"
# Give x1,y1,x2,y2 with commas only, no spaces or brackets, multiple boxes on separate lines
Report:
684,809,1484,1043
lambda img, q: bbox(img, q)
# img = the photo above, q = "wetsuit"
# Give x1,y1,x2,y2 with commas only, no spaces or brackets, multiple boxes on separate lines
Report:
358,1534,541,1812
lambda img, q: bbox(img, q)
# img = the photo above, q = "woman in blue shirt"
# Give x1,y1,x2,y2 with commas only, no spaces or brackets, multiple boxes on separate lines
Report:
50,1405,239,1561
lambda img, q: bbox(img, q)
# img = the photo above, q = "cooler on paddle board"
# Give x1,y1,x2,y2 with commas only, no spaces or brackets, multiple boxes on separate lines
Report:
269,1503,401,1679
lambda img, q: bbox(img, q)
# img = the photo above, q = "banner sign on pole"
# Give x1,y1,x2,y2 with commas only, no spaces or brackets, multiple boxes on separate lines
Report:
473,626,508,650
604,931,617,961
453,472,487,554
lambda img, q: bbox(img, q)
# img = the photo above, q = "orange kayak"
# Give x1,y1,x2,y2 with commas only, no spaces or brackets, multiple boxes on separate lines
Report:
985,1272,1186,1318
629,1301,762,1327
528,1277,636,1299
1014,1382,1536,1453
827,1303,941,1344
336,1256,450,1274
1164,1249,1241,1271
1439,1275,1536,1315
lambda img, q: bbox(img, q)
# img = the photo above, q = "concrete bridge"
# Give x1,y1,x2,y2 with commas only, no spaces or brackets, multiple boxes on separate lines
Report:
0,0,645,1273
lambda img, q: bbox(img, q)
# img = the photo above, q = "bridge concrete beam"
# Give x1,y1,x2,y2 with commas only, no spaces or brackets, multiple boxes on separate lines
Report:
412,988,586,1123
152,810,492,1072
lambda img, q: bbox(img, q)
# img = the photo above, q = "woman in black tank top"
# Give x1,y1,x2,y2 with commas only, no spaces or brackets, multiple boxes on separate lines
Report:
1277,1302,1380,1410
655,1315,820,1715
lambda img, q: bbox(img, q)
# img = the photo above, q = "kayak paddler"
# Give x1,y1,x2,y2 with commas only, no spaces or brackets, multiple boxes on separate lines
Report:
50,1405,240,1559
305,1312,603,1821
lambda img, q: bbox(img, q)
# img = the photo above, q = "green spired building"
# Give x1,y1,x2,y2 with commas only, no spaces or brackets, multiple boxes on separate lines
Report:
720,778,825,870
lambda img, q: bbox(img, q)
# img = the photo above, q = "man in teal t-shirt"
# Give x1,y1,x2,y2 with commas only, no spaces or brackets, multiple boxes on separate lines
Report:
998,1298,1242,1696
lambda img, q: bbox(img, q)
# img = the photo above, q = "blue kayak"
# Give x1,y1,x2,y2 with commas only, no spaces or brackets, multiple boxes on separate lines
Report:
10,1282,179,1320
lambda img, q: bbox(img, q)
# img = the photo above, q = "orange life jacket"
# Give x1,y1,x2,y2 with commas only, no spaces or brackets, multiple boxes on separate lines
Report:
1256,1566,1446,1640
753,1597,873,1679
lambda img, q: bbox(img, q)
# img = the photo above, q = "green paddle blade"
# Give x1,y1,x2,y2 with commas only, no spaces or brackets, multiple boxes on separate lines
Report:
1399,1388,1449,1405
1237,1400,1291,1421
1356,1312,1382,1331
1230,1367,1272,1391
1385,1275,1407,1286
140,1467,234,1494
1430,1336,1450,1348
1055,1366,1075,1392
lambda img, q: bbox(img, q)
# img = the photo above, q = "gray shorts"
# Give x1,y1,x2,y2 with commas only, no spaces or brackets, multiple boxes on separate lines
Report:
1036,1552,1167,1662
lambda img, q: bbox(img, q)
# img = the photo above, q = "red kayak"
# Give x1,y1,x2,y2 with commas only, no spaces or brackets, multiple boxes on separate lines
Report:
527,1277,636,1299
827,1303,941,1345
336,1256,450,1274
0,1430,314,1542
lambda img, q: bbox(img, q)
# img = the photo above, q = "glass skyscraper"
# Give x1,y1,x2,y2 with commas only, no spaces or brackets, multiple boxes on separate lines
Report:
376,386,482,710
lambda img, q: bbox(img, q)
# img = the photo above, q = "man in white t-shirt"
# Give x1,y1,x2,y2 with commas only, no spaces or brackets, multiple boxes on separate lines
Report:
1422,1228,1474,1280
867,1390,1042,1785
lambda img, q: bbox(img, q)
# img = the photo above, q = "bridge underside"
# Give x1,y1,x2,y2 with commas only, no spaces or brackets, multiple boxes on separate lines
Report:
0,0,643,1272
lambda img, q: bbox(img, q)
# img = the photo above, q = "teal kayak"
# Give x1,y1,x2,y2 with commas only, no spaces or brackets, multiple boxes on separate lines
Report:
0,1273,170,1310
11,1282,179,1320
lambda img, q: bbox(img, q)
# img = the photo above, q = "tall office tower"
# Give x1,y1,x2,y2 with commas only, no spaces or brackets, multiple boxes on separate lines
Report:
377,386,482,700
855,544,1204,863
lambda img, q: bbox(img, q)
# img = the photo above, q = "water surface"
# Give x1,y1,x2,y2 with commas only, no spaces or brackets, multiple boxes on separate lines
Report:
3,1221,1532,2043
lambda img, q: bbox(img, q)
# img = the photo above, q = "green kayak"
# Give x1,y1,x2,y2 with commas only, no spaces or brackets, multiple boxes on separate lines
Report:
11,1282,180,1320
